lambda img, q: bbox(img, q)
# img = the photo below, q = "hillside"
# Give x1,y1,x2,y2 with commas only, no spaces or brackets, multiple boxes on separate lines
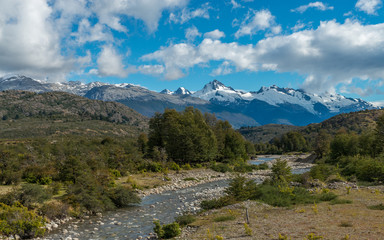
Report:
0,90,148,138
238,124,301,143
241,109,384,144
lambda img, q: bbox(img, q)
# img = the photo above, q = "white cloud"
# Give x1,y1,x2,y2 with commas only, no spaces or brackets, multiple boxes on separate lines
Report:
185,26,201,41
169,3,210,24
0,0,72,81
92,0,189,32
72,19,112,44
235,9,281,38
211,61,233,76
97,46,134,78
229,0,242,9
204,29,226,39
142,20,384,94
291,2,334,13
356,0,382,15
139,65,165,75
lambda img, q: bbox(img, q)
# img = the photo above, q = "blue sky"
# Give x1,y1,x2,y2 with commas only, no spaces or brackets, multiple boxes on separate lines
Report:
1,0,384,104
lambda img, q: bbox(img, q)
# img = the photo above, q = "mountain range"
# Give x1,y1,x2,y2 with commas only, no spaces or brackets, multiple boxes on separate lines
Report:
0,75,378,128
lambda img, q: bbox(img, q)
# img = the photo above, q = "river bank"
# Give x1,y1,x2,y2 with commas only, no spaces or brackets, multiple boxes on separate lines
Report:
40,154,313,240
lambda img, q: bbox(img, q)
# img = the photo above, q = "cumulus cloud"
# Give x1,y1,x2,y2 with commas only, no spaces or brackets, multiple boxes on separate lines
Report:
72,19,112,44
204,29,226,39
97,46,135,78
185,26,201,41
0,0,73,81
235,9,281,38
139,65,165,75
169,3,210,24
92,0,188,32
142,20,384,93
291,2,334,13
356,0,382,15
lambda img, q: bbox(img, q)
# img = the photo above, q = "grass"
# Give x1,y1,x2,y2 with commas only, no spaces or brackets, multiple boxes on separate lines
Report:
213,215,236,222
184,187,384,239
367,203,384,210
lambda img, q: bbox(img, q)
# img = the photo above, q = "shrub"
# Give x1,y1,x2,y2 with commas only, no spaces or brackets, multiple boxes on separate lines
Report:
175,214,195,226
162,222,181,238
39,201,70,220
108,186,141,208
181,164,192,170
271,159,292,182
225,176,259,201
153,221,181,239
0,202,46,239
168,162,180,172
210,163,232,173
0,184,52,208
244,223,252,236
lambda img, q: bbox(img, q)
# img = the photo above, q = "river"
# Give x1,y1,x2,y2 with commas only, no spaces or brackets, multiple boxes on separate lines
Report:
44,157,310,240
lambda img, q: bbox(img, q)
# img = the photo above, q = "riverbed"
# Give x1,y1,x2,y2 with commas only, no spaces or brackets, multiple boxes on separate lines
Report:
43,155,313,240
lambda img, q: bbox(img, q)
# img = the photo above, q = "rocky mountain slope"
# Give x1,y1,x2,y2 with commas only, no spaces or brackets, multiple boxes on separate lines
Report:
0,75,377,128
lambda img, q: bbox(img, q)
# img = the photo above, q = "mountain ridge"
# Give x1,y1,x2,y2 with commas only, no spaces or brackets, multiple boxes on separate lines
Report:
0,75,378,128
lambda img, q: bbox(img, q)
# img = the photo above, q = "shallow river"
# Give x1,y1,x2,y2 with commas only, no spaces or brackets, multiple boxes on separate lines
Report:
45,157,309,240
45,179,230,240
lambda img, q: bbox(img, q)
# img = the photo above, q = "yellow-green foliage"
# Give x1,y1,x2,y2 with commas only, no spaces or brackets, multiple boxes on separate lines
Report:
346,186,351,195
215,235,224,240
306,233,324,240
278,184,295,196
312,203,318,214
278,233,290,240
342,234,350,240
296,208,306,213
0,202,46,238
244,223,252,236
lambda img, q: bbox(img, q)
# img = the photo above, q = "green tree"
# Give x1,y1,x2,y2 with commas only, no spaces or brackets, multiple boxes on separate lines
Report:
271,159,292,183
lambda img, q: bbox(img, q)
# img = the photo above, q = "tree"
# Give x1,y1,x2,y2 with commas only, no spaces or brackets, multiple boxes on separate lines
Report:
271,159,292,182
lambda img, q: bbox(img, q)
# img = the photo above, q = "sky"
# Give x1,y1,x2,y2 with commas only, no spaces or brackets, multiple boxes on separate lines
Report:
1,0,384,104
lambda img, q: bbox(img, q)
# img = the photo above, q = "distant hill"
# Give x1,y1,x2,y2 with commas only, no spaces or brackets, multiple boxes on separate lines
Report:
241,109,384,144
239,124,301,143
0,90,148,138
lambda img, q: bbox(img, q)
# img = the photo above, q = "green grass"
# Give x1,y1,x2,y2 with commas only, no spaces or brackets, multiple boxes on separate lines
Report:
329,199,353,205
368,203,384,210
213,215,236,222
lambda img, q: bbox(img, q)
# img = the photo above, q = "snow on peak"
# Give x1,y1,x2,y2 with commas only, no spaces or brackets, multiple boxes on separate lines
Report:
193,80,253,102
174,87,191,95
160,89,173,95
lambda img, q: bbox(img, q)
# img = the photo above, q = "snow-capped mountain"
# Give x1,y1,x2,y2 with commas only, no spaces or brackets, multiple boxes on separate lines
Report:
160,87,192,95
0,75,378,127
192,80,376,118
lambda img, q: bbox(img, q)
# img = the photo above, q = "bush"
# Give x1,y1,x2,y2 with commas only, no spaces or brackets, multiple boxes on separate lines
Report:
0,184,52,208
108,186,141,208
153,221,181,239
271,159,292,182
225,176,259,201
181,164,192,170
168,162,180,172
175,214,195,226
39,201,70,220
309,164,338,182
210,163,232,173
0,202,46,239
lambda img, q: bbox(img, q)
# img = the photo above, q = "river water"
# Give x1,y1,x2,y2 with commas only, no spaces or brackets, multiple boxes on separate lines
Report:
44,157,310,240
44,179,230,240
